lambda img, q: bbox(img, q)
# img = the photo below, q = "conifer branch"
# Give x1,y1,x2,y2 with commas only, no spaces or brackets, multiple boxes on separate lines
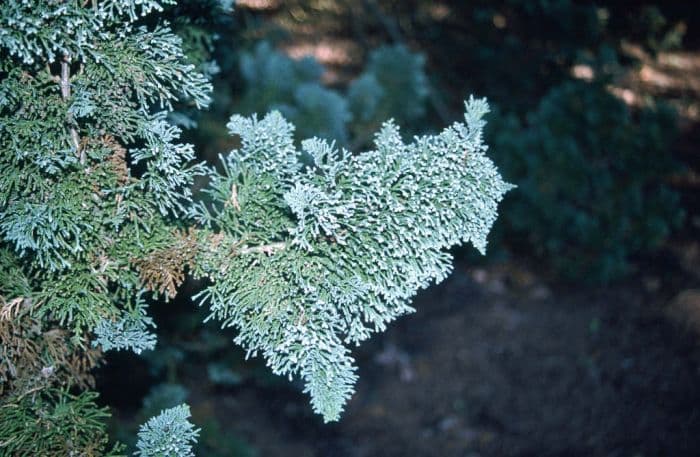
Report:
193,104,513,421
1,0,510,434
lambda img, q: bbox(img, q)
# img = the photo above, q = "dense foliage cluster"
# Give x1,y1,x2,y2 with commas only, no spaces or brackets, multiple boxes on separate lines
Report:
0,0,511,452
191,100,512,420
0,388,123,456
0,0,212,452
489,81,683,281
135,404,200,457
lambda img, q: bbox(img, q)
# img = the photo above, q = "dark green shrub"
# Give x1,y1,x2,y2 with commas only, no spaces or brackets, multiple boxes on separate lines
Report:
488,81,684,282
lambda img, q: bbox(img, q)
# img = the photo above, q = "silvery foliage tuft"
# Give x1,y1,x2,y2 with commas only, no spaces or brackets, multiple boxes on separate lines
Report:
135,404,200,457
191,97,514,421
93,293,157,355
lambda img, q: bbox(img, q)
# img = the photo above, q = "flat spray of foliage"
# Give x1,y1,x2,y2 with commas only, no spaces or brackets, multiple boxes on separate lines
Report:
135,404,200,457
0,0,511,453
191,100,513,420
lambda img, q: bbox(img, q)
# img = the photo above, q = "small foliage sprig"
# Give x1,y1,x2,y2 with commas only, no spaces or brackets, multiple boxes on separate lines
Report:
135,404,200,457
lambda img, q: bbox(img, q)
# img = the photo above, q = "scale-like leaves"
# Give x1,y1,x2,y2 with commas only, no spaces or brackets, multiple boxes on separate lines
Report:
194,100,513,421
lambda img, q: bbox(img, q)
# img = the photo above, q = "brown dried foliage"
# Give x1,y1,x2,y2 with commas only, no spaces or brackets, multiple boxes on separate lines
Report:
0,297,101,397
81,134,129,184
99,135,129,184
133,228,199,299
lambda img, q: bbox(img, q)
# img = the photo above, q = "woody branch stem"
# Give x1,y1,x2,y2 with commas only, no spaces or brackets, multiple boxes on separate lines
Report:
60,55,83,163
237,242,286,255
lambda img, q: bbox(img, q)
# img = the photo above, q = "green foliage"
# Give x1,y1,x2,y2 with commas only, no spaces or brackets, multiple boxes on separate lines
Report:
0,0,210,336
349,44,429,129
140,383,190,421
167,0,236,128
0,0,158,64
0,388,124,456
0,0,512,450
0,0,209,452
237,41,351,142
93,291,157,354
135,404,200,457
190,99,513,421
488,81,683,281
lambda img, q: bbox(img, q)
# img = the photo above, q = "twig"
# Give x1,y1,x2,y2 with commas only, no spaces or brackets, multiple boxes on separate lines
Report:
0,297,24,321
237,242,286,256
226,184,241,211
60,57,71,98
59,54,84,164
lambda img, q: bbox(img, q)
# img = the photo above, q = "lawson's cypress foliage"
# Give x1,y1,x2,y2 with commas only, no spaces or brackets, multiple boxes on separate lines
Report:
0,388,125,456
0,0,512,451
135,404,200,457
0,0,211,336
0,0,210,453
92,291,157,354
189,98,513,421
